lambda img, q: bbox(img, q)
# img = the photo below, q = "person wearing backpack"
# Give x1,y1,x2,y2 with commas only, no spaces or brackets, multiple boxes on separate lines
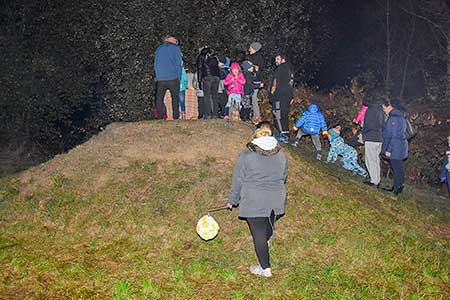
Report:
381,99,408,195
197,48,220,119
217,54,231,118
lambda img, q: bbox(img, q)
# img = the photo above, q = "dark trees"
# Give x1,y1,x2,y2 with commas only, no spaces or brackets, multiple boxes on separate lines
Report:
0,0,337,162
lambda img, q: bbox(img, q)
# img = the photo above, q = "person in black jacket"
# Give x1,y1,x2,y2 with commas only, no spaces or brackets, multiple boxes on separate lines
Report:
361,100,386,188
268,53,294,143
248,42,264,121
197,48,220,118
240,60,255,122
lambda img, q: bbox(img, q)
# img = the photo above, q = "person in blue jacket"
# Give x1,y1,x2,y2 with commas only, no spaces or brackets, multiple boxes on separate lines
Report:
326,126,368,177
381,99,408,195
292,99,328,160
154,35,182,120
439,135,450,201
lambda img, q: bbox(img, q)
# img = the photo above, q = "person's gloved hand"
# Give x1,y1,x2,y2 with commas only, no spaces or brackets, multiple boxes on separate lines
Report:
322,130,329,138
440,174,447,183
292,126,299,132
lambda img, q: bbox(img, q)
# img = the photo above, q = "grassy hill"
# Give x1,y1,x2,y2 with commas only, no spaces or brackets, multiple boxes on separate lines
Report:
1,120,449,300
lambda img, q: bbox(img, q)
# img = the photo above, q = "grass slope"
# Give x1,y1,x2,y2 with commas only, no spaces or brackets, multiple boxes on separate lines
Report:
1,120,449,300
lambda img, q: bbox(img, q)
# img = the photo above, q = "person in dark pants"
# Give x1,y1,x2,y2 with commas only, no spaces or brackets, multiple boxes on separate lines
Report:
217,55,231,117
198,48,220,118
381,99,408,195
154,36,182,120
227,121,288,277
248,42,264,122
268,53,294,143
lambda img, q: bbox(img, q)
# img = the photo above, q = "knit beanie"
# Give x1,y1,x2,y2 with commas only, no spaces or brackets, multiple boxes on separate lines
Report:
250,42,262,52
241,60,253,71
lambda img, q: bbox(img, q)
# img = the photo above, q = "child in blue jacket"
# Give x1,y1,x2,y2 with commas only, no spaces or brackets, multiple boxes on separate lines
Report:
326,126,368,178
292,101,328,160
439,135,450,199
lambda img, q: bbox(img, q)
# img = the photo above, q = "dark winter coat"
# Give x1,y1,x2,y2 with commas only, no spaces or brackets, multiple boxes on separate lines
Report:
248,51,264,84
154,42,182,81
362,103,385,143
242,70,255,96
294,104,327,135
269,62,294,102
199,55,220,81
382,108,409,160
228,136,288,218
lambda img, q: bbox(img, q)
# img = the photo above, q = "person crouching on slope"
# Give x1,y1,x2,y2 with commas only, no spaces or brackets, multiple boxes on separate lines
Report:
291,100,328,160
326,126,368,178
223,62,246,120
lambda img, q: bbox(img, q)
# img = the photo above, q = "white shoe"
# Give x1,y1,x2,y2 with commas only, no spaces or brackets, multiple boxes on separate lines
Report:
249,265,272,277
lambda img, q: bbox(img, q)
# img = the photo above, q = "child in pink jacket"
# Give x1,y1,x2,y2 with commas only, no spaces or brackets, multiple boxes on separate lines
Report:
223,62,246,119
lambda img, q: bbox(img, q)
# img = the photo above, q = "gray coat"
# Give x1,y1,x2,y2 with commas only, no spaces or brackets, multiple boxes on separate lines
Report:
228,141,288,218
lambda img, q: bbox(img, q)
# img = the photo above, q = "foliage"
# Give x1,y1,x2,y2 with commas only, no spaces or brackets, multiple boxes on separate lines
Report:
0,0,337,171
0,121,449,299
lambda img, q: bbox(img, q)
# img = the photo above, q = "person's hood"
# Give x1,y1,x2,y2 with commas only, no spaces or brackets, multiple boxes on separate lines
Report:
307,103,320,113
230,62,241,71
247,136,281,156
368,102,382,109
328,128,341,140
390,108,406,117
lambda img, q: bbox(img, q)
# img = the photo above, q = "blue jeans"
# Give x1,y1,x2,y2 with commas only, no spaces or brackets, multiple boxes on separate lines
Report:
225,93,241,116
179,90,186,112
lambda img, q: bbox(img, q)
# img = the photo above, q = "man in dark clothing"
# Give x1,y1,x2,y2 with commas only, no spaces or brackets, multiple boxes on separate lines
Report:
248,42,264,121
269,53,294,143
361,101,386,188
154,36,182,120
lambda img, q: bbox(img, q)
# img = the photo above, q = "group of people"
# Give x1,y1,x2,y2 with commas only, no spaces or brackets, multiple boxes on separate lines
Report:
153,35,292,125
153,35,450,278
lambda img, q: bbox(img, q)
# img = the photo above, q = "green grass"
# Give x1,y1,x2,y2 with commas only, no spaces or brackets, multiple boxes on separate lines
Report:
0,121,449,299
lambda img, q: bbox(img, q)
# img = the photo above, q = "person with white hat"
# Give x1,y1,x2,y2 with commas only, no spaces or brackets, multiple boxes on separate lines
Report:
227,121,288,277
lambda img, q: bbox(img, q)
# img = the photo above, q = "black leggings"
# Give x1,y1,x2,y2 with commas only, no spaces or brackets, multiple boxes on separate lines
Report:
246,213,279,269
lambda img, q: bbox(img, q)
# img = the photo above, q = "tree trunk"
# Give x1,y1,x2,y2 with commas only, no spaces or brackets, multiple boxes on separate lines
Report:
399,0,416,99
446,41,450,102
385,0,391,96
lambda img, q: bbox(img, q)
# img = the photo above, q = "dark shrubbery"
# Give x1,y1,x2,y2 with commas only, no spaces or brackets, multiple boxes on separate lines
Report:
0,0,336,165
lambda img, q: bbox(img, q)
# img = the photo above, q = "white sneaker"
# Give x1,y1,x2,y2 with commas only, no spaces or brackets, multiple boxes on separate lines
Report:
249,265,272,277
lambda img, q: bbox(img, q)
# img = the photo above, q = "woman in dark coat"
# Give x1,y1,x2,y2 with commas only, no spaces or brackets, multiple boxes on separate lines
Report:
382,99,408,195
227,121,288,277
197,47,220,118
